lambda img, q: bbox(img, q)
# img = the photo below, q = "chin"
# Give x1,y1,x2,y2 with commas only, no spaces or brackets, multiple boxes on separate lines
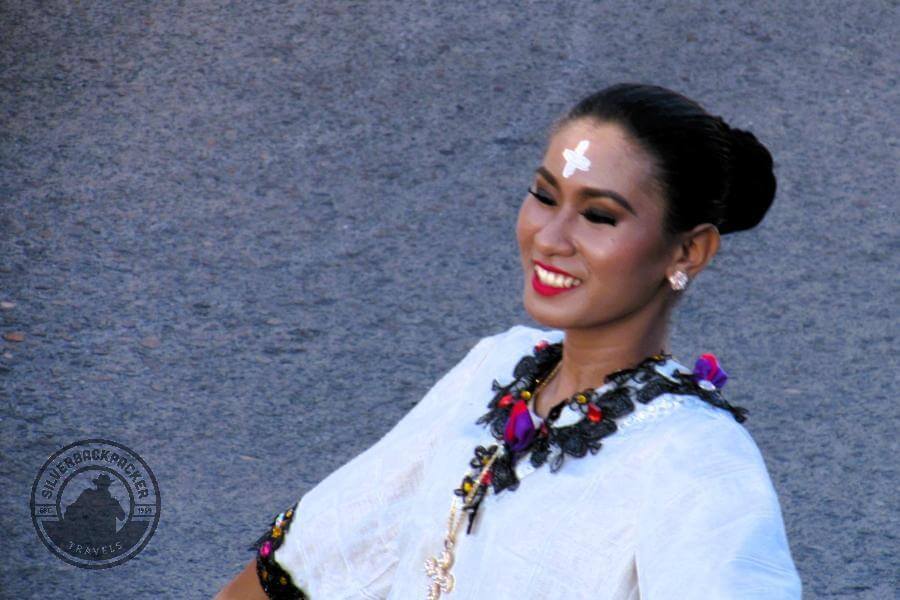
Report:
523,294,572,330
531,312,572,328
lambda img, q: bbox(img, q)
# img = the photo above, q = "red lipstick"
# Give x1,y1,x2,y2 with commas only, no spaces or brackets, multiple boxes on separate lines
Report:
533,260,577,278
531,260,581,297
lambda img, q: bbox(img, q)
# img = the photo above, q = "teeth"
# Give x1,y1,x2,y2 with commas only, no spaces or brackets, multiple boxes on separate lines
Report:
534,265,582,288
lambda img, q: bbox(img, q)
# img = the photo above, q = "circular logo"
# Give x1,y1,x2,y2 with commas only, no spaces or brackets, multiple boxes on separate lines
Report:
30,439,161,569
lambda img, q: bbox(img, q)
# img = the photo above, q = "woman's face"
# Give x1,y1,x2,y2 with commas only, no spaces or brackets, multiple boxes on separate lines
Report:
516,118,676,331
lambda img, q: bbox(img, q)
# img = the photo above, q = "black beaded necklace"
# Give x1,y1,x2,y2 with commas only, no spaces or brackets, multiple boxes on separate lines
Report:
452,339,748,535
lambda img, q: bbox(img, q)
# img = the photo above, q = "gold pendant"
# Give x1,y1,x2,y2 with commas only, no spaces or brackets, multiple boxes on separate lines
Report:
424,446,501,598
424,543,456,599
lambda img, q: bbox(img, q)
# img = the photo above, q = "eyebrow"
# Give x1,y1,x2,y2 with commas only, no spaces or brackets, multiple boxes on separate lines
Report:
534,165,638,216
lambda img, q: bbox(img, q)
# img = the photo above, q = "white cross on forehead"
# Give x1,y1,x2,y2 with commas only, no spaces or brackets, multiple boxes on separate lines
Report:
562,140,591,178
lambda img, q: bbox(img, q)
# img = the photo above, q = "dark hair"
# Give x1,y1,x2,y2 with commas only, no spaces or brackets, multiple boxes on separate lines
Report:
553,83,776,239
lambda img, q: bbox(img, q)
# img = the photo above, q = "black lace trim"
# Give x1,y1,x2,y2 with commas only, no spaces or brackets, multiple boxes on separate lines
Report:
248,503,310,599
458,341,748,533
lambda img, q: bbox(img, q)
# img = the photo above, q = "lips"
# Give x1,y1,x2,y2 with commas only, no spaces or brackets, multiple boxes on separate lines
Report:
533,260,577,278
531,260,583,297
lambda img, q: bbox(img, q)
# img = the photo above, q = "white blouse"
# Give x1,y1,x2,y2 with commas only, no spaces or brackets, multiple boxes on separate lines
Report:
264,324,802,599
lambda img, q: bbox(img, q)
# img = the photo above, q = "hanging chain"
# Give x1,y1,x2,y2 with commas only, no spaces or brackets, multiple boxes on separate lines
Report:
424,446,501,599
423,350,563,598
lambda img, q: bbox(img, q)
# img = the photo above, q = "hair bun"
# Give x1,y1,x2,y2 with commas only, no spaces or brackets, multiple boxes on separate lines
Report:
719,126,777,234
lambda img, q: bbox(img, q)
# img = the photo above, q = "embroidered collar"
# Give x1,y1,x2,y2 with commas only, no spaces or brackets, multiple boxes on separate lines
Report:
453,339,747,535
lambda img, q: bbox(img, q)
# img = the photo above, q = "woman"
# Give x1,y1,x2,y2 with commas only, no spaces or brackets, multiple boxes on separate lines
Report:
216,82,802,599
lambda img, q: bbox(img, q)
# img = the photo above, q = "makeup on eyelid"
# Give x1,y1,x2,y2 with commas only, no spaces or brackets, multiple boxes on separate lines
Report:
527,187,618,226
533,165,638,216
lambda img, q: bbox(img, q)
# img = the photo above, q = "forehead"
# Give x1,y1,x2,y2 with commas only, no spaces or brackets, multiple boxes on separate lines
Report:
542,119,660,203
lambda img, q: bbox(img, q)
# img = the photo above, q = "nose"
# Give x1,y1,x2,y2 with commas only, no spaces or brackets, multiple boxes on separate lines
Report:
533,209,576,257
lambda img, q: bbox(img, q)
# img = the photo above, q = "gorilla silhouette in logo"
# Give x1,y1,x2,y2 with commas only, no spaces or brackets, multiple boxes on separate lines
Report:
61,473,127,545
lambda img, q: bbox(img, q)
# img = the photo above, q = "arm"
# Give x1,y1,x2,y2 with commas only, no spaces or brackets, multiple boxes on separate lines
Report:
213,559,267,600
216,329,504,599
635,411,802,599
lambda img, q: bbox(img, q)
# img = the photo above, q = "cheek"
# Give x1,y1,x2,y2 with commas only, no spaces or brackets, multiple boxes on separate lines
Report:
582,231,661,280
515,201,538,249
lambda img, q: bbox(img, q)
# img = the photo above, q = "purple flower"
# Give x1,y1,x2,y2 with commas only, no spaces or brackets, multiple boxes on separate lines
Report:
504,399,536,453
692,353,728,389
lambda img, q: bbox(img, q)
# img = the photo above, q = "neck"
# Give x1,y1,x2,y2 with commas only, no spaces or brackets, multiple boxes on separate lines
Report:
534,299,673,419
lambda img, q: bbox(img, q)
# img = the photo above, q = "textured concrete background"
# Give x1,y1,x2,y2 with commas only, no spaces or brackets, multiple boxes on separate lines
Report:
1,1,897,598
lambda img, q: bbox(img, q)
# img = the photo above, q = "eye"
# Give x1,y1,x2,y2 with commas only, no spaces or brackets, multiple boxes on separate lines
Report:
527,187,618,226
528,187,555,206
583,210,617,226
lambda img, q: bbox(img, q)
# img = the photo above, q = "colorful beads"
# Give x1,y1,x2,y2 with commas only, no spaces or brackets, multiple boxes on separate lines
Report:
575,393,587,404
587,404,603,423
498,393,513,408
520,390,532,400
535,340,550,351
252,503,309,598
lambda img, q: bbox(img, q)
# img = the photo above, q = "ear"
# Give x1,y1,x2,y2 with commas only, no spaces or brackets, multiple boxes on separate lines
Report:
668,223,720,280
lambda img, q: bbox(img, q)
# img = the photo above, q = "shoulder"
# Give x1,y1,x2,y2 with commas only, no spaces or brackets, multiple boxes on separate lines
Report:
631,396,802,596
659,397,765,465
460,323,563,366
479,323,563,348
469,323,563,375
635,393,778,502
617,355,755,463
610,354,771,491
443,324,561,414
424,324,553,398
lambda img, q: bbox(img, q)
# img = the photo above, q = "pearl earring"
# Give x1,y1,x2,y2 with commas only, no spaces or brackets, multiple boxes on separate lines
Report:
669,270,689,291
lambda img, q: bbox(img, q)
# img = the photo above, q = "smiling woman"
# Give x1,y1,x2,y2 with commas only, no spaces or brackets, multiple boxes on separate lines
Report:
216,83,801,599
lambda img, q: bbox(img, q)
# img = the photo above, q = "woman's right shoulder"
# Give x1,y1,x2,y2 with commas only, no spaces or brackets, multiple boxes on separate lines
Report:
441,324,559,420
459,324,563,390
470,324,562,366
479,323,563,350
